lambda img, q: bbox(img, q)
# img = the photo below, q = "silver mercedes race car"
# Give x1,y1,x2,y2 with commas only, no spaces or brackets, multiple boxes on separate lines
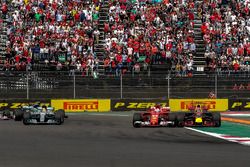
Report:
0,108,13,120
17,105,65,125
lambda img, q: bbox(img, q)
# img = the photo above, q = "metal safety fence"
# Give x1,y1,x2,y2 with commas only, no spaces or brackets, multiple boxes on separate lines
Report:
0,71,250,99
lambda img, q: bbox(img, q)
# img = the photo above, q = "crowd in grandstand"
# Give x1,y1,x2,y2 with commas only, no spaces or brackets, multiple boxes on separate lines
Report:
200,0,250,72
103,0,196,76
1,0,101,76
1,0,250,76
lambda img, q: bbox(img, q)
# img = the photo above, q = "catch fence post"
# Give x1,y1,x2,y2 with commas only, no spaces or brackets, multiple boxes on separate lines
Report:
166,72,171,99
73,70,76,99
26,68,29,100
120,72,123,99
215,74,217,98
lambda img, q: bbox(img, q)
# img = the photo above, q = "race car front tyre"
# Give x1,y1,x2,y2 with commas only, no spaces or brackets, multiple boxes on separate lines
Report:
14,109,24,121
176,112,185,127
55,111,64,125
133,113,142,128
168,113,176,127
55,110,65,123
23,112,31,125
212,112,221,127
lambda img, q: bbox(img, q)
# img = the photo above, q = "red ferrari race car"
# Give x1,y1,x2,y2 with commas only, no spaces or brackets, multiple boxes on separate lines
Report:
132,104,176,128
174,105,221,127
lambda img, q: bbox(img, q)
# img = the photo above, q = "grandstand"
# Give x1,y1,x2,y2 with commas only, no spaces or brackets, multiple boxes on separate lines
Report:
0,3,8,65
0,0,249,76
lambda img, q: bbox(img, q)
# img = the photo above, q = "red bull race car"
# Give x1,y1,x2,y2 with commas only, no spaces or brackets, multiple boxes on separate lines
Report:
174,105,221,127
132,104,176,128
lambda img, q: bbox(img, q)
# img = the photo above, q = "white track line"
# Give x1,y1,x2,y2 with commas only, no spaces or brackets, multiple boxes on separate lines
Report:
222,114,250,117
185,127,250,146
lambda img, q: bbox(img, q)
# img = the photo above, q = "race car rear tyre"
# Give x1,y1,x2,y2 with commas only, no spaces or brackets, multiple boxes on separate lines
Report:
55,110,65,123
55,111,64,125
133,113,142,128
176,112,185,127
212,112,221,127
14,109,24,121
23,112,31,125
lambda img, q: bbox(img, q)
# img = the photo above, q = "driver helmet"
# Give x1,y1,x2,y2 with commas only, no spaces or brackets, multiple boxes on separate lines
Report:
42,105,47,112
33,102,41,108
155,103,161,109
155,108,160,112
196,105,201,112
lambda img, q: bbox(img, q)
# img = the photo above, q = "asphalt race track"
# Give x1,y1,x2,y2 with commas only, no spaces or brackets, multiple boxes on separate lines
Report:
0,113,249,167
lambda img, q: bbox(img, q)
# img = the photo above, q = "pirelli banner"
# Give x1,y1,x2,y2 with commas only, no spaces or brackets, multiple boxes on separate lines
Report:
0,100,50,110
111,99,168,111
229,99,250,111
51,99,110,112
169,99,228,112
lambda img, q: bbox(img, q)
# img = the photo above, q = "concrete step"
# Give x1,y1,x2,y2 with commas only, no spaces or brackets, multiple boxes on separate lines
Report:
100,8,109,11
195,51,205,54
194,32,202,36
94,47,105,50
99,19,108,22
195,39,204,43
196,47,205,51
100,16,108,20
99,12,108,15
95,43,106,46
99,13,108,16
194,37,203,40
194,57,205,61
195,41,204,45
194,20,202,24
193,61,206,66
194,31,201,34
193,25,201,28
194,27,201,31
94,49,105,52
195,54,205,58
94,51,104,54
98,39,105,42
196,43,205,47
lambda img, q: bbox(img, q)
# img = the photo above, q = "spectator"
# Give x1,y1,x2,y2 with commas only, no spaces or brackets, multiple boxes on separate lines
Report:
2,0,101,78
247,83,250,90
239,83,245,90
103,0,195,76
200,0,250,73
233,83,239,90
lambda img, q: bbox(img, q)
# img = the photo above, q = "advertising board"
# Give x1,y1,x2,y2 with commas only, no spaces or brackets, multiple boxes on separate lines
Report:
111,99,168,111
169,99,228,112
51,99,110,112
